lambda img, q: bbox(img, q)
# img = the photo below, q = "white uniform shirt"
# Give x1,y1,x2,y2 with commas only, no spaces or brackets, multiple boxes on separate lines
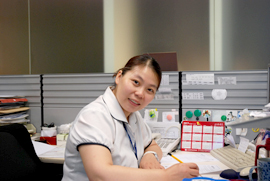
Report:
62,87,152,181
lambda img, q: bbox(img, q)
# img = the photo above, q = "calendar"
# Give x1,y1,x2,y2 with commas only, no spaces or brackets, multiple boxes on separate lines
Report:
180,121,225,152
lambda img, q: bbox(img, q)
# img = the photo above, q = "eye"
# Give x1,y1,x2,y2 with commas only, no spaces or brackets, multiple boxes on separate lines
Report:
133,80,139,85
147,88,155,94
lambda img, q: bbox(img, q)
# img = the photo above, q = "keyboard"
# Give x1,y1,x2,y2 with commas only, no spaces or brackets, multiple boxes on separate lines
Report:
210,145,255,172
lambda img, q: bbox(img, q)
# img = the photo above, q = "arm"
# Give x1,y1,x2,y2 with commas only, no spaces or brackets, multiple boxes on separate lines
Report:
139,140,164,169
79,144,200,181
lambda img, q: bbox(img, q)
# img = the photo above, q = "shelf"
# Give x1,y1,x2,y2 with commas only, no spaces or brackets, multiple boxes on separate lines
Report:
226,116,270,128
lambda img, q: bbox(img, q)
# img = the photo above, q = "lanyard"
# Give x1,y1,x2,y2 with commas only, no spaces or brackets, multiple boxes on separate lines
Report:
123,123,138,160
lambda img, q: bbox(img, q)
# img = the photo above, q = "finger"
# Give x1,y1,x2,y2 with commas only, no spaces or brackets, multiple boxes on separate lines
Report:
186,163,199,169
190,169,200,177
160,165,165,170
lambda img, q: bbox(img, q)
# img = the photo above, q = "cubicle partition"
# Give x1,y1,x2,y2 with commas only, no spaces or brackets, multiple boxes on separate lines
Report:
0,75,42,130
42,72,180,132
1,70,268,140
181,70,269,143
42,73,114,131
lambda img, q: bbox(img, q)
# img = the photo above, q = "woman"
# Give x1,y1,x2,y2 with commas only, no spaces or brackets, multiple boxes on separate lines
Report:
62,55,199,181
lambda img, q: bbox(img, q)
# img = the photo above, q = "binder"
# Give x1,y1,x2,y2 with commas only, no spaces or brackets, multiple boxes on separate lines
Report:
0,107,29,114
0,98,28,104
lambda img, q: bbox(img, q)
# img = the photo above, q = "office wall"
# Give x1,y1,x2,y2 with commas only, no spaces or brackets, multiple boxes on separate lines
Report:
30,0,104,74
110,0,210,72
2,1,270,75
0,0,103,75
221,0,270,70
0,0,29,74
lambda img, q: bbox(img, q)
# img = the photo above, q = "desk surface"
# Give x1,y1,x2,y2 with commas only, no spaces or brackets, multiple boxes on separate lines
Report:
172,151,229,179
37,144,229,179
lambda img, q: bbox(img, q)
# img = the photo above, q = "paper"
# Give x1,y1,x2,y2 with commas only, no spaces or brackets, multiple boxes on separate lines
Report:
161,153,218,164
226,134,236,148
186,74,215,85
160,75,169,85
217,77,237,85
39,145,65,158
238,137,249,153
160,154,222,174
198,165,223,174
32,140,56,156
182,92,204,100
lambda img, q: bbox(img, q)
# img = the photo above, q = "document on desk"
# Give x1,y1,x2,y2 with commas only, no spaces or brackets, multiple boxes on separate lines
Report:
32,140,56,156
32,140,65,158
161,153,223,174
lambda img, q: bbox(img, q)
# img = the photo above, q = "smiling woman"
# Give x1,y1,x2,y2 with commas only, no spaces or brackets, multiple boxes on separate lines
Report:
112,55,161,119
62,55,200,181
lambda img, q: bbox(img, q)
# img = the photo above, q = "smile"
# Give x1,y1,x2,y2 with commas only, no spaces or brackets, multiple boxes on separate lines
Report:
128,98,140,105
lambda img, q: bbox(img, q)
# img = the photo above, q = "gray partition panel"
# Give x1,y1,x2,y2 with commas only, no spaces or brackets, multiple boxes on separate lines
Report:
0,75,41,130
43,72,180,127
182,70,268,110
43,73,114,127
181,70,269,143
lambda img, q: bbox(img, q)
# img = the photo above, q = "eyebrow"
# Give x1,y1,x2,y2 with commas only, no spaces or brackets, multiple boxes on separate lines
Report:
135,75,158,89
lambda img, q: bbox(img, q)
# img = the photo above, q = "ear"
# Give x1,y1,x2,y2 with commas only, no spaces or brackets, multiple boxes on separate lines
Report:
115,70,123,85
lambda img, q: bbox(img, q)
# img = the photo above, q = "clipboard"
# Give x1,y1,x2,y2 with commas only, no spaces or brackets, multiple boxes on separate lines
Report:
180,121,225,152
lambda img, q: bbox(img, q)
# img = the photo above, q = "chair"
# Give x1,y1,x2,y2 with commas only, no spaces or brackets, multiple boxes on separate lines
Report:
0,124,63,181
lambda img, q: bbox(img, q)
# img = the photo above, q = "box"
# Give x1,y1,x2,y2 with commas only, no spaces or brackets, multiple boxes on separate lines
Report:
57,133,68,146
40,136,57,145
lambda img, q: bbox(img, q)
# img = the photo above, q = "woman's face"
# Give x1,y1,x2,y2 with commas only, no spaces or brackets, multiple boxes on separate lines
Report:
113,65,159,119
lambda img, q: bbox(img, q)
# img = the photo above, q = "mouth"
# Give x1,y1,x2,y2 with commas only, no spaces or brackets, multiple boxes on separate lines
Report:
128,98,140,106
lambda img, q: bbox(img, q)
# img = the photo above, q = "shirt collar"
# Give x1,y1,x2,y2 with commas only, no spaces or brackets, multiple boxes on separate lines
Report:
102,87,129,123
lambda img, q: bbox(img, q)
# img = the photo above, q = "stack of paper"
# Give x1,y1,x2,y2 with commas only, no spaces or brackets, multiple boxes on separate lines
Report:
0,95,30,125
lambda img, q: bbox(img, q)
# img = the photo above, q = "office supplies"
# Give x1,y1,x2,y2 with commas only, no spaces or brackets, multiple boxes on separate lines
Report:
249,157,270,181
239,166,252,177
210,145,255,172
183,177,228,181
152,133,181,156
0,97,28,103
219,169,238,179
181,121,225,152
167,153,203,177
0,107,29,114
255,137,270,165
168,152,183,163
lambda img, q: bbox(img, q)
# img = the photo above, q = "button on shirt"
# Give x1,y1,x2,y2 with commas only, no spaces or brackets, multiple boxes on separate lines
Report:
62,87,152,181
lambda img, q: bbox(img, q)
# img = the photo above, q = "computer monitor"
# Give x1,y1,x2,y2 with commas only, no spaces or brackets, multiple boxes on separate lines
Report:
146,52,178,71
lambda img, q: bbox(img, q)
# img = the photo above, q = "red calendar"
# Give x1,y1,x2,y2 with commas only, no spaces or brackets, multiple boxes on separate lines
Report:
180,121,225,152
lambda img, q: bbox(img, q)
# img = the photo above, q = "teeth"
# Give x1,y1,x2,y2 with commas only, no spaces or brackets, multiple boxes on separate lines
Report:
130,99,139,105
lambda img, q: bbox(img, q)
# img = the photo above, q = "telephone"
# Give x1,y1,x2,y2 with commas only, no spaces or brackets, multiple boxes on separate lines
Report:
152,132,181,156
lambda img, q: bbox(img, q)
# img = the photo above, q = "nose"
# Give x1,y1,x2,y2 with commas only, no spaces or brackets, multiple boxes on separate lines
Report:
135,87,144,99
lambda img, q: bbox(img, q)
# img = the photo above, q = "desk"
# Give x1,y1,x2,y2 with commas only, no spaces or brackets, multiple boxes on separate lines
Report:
32,140,65,164
171,151,229,179
39,143,65,164
35,143,229,179
39,154,65,164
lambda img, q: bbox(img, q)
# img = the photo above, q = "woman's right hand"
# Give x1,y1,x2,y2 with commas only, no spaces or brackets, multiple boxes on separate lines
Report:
165,162,200,181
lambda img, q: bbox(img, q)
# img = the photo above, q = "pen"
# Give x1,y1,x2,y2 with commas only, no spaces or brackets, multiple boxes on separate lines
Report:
168,153,183,163
167,153,202,177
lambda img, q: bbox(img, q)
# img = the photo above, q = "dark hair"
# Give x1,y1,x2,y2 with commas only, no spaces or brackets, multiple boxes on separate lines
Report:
113,55,162,89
